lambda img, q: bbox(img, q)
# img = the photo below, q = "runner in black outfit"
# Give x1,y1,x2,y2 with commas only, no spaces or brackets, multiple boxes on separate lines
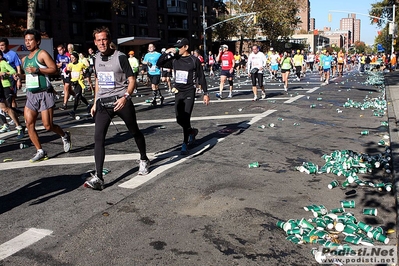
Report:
157,38,210,155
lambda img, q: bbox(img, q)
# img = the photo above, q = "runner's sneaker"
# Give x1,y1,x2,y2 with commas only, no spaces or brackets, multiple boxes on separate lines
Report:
16,126,25,139
151,98,157,106
62,131,71,152
227,92,232,98
29,150,48,163
138,159,150,175
216,93,222,99
181,143,188,155
84,173,104,190
188,128,199,146
253,96,258,101
59,104,67,110
0,124,10,133
160,96,164,105
261,91,266,99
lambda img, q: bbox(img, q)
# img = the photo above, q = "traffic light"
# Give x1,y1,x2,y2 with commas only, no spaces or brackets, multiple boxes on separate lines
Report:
328,13,332,22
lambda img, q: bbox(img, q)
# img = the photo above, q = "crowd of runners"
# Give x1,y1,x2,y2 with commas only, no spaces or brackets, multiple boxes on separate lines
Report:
0,28,396,190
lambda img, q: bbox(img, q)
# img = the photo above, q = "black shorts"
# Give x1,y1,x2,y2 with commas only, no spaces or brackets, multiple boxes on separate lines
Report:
281,69,291,73
62,75,70,84
220,69,234,78
161,70,172,78
251,73,263,87
148,74,161,85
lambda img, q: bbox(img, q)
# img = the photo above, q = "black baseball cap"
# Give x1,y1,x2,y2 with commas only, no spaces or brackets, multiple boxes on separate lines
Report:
174,38,189,48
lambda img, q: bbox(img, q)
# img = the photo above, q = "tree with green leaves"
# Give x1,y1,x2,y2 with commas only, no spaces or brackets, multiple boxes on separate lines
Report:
211,0,301,53
369,0,398,53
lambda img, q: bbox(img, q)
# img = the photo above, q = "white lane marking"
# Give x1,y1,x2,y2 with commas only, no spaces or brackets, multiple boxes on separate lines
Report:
61,114,260,129
119,137,223,189
307,87,320,93
0,228,53,261
284,95,305,104
238,109,277,128
0,153,156,171
197,97,289,104
0,114,260,136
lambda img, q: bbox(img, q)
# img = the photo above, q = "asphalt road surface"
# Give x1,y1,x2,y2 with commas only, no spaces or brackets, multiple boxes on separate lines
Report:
0,69,395,265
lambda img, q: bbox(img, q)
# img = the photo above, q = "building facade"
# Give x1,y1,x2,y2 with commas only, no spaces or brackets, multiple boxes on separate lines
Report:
340,13,360,44
295,0,310,33
1,0,214,58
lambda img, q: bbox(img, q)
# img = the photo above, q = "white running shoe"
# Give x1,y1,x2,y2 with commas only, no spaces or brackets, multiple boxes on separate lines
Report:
138,160,150,175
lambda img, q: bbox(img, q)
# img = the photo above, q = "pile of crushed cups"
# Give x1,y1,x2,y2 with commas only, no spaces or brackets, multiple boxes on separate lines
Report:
277,201,390,263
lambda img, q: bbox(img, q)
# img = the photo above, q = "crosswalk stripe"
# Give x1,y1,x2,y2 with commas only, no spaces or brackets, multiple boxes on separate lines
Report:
0,228,53,261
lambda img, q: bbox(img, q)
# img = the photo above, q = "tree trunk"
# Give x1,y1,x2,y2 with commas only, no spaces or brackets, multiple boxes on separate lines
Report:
27,0,37,29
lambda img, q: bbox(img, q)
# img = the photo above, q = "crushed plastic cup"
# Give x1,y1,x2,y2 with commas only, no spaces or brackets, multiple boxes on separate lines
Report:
248,162,259,168
360,130,369,135
0,140,5,144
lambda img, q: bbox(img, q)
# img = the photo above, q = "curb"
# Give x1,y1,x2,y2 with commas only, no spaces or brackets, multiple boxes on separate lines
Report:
385,71,399,264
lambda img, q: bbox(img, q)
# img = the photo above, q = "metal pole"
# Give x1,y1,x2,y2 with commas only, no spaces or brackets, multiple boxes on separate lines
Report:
393,4,396,53
203,0,206,59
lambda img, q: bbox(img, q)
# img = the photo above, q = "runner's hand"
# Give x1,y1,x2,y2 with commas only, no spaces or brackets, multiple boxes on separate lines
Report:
90,103,96,117
203,95,210,106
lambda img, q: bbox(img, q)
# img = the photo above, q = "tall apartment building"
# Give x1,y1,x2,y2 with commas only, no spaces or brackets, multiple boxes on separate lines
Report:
309,18,315,31
340,13,360,44
1,0,214,57
295,0,310,33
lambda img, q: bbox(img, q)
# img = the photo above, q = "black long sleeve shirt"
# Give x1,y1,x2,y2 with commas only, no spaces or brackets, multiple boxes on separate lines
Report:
157,53,208,93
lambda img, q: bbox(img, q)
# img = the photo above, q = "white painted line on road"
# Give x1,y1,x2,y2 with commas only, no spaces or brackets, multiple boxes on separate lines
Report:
66,114,260,128
0,153,158,171
307,87,320,93
0,228,53,261
238,109,277,128
284,95,305,103
198,97,289,104
119,137,223,189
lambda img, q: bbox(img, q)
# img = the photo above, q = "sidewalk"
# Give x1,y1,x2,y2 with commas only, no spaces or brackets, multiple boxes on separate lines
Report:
385,70,399,261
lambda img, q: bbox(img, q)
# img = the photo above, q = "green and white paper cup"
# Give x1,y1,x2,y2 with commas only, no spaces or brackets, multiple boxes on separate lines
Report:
357,221,373,233
344,235,362,245
341,200,355,208
363,208,377,216
328,180,339,189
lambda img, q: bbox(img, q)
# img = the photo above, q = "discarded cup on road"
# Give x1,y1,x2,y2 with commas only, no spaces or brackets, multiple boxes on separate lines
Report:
328,180,339,189
344,235,362,244
310,104,316,108
20,143,29,149
258,125,265,129
330,207,345,214
145,99,152,103
363,208,377,216
357,221,373,234
299,218,315,229
385,183,392,192
248,162,259,168
341,200,355,208
276,220,286,230
75,116,81,120
0,140,5,144
268,123,275,127
360,130,369,135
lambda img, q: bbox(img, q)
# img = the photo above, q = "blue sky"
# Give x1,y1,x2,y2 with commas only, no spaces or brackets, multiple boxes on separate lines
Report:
310,0,382,45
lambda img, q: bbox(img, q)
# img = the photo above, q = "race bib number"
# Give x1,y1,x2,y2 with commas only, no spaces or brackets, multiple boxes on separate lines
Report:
26,74,39,89
324,61,331,67
222,60,229,67
175,70,188,84
71,71,80,79
98,71,115,88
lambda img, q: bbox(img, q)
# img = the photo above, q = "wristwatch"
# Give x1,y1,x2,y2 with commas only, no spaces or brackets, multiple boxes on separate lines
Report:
124,92,132,100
